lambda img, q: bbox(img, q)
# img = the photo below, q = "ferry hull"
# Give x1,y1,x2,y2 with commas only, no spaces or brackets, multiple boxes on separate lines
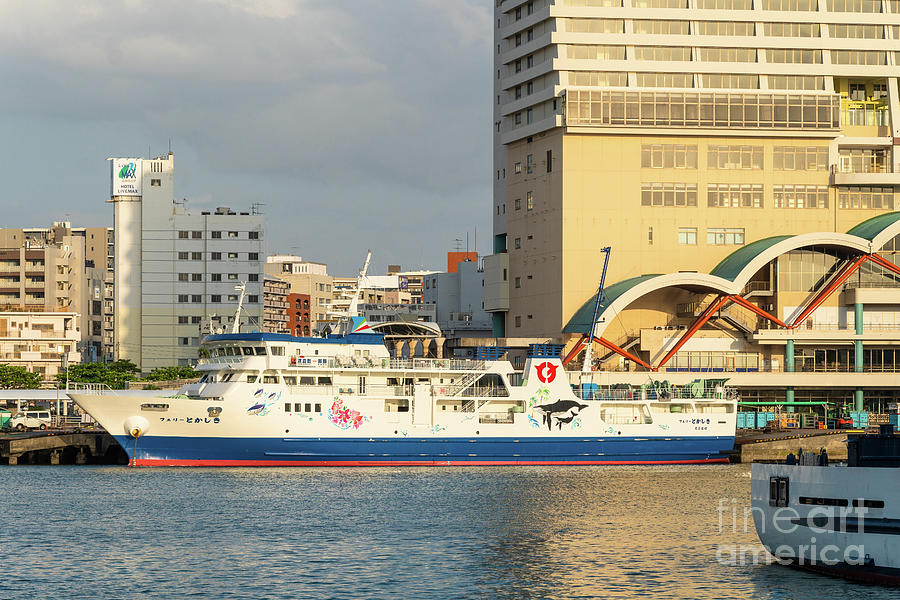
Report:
116,434,734,467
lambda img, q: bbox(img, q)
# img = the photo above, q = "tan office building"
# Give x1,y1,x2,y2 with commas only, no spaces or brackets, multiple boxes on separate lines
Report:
487,0,900,339
0,223,114,362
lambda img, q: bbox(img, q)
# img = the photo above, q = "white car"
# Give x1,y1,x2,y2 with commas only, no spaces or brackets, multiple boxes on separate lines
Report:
8,410,52,431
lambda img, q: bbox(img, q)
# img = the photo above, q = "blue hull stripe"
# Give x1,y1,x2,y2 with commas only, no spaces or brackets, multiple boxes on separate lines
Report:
115,435,735,465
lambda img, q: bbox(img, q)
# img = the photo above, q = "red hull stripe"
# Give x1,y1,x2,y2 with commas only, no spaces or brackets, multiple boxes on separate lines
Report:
132,457,730,467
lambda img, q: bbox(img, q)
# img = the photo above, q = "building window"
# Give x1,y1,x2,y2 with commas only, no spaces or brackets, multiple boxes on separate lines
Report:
227,252,238,259
191,295,202,303
546,150,552,172
526,191,534,211
774,185,829,209
228,273,238,280
191,252,202,260
211,273,222,282
514,162,522,174
178,231,189,239
249,253,259,261
228,231,238,238
515,237,521,249
178,273,189,282
773,147,829,171
526,109,533,124
151,178,161,186
707,228,745,245
838,186,894,209
640,183,698,207
648,227,653,245
515,59,522,73
526,154,534,173
178,294,189,303
526,55,534,68
248,273,259,282
192,273,202,281
211,231,222,239
211,295,222,303
248,295,259,303
192,231,202,239
678,228,698,245
707,146,763,170
178,252,189,260
514,112,522,125
641,144,698,169
515,198,521,210
515,316,522,328
515,277,521,288
192,316,202,324
180,337,189,346
178,316,189,324
707,184,764,208
249,231,259,240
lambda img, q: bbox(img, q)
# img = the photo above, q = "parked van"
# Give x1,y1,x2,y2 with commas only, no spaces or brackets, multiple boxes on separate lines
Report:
7,410,52,431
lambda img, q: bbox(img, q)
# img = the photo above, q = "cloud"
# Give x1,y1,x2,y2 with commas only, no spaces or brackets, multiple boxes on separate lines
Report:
0,0,493,273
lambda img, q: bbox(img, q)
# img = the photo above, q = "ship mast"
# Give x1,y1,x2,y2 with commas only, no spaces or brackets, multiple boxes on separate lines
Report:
231,282,247,334
347,250,372,318
582,247,611,374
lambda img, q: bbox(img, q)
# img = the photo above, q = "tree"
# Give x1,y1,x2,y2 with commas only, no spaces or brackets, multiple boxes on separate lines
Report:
145,366,200,381
58,360,141,390
0,364,42,389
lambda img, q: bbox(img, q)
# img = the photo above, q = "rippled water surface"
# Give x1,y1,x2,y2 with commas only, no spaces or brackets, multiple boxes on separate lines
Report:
0,464,892,599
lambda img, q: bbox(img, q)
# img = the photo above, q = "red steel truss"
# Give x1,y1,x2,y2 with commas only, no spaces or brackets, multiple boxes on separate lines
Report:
568,252,897,372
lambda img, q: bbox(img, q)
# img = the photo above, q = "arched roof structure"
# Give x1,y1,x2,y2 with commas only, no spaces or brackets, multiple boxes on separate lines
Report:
564,213,900,338
369,321,441,338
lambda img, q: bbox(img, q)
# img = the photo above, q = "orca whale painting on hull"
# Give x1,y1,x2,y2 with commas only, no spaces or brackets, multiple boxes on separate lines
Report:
533,399,588,431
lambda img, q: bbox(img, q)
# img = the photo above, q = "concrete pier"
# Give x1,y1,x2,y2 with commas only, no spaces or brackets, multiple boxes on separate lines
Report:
0,431,127,465
735,430,851,463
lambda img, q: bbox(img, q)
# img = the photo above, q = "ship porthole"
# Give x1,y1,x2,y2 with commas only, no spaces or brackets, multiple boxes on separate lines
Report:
285,429,289,433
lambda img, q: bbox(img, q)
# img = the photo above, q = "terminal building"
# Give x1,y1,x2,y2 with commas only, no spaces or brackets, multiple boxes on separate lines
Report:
485,0,900,414
487,0,900,339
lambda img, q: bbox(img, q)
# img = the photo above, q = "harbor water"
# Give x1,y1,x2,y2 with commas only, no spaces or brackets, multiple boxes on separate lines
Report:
0,464,891,599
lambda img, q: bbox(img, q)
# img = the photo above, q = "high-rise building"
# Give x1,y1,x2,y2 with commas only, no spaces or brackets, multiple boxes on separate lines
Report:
109,153,264,371
488,0,900,340
0,223,114,362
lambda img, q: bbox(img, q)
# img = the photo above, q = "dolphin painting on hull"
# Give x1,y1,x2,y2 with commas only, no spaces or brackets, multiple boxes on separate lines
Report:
533,400,588,431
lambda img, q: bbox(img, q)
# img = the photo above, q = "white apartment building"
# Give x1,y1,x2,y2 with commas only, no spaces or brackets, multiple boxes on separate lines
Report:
109,153,264,371
264,255,332,331
0,312,81,382
422,259,494,338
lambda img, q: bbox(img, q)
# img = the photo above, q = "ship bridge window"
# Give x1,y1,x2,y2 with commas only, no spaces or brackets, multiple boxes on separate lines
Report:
283,376,297,385
254,347,267,355
852,499,885,509
221,373,235,383
247,375,257,383
262,372,279,384
299,376,315,385
271,346,285,356
242,347,254,356
318,377,332,385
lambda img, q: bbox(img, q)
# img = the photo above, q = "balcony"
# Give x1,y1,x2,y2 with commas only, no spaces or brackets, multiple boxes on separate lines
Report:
832,154,900,185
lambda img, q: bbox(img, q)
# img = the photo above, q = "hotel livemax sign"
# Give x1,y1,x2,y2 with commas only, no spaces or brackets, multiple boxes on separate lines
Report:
110,158,143,196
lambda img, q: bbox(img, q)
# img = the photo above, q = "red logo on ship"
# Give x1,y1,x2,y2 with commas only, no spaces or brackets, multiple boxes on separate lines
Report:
535,361,558,383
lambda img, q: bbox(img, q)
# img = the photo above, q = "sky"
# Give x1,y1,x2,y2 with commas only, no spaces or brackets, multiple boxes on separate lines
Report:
0,0,493,275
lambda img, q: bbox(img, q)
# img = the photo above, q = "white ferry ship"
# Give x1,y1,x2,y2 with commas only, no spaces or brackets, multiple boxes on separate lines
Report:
751,428,900,585
70,312,736,467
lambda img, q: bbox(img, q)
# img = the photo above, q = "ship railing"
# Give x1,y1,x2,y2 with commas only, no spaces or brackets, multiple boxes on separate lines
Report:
66,382,115,394
478,412,515,424
573,387,733,402
389,358,487,371
448,385,509,398
285,383,409,397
